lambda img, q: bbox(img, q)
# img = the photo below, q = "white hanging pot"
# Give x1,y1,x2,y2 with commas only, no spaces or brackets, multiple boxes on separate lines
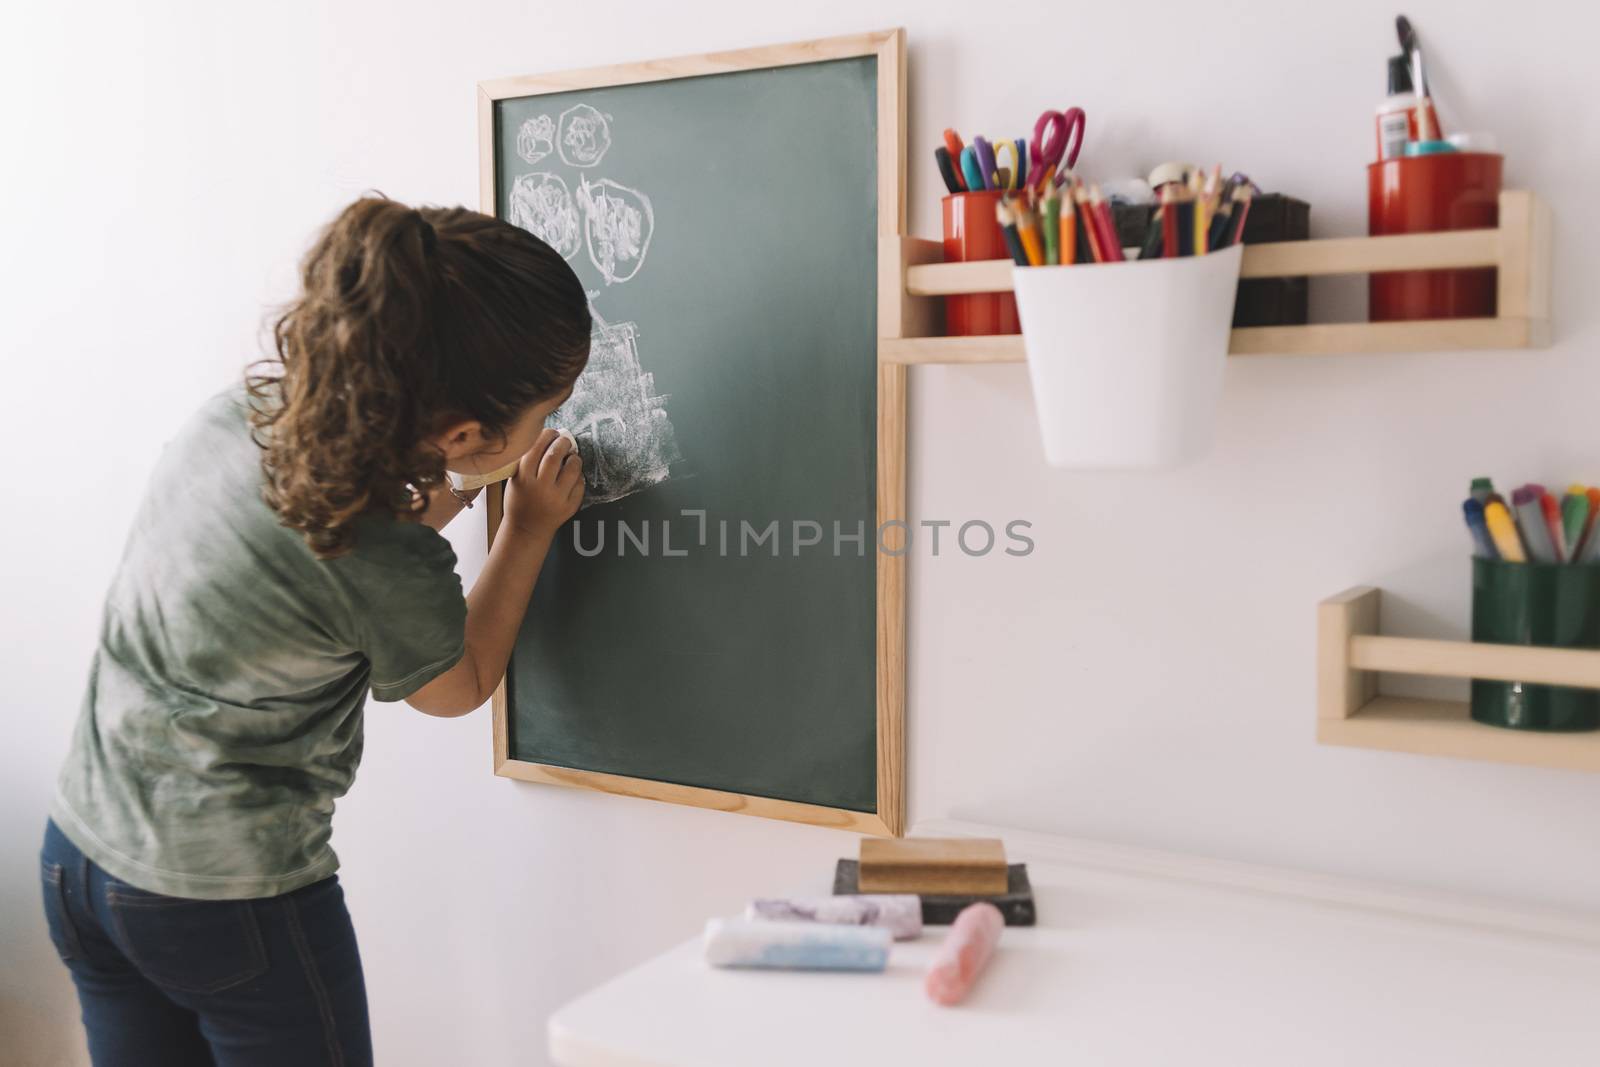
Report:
1012,243,1243,469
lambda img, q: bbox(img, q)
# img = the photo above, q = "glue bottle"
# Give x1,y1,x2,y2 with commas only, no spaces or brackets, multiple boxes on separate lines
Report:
1375,55,1417,160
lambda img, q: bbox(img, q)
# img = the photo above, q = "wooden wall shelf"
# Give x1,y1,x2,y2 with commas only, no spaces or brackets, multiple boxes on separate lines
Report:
879,190,1551,360
1317,587,1600,773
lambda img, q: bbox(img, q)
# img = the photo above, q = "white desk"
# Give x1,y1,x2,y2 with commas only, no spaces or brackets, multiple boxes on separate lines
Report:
549,821,1600,1067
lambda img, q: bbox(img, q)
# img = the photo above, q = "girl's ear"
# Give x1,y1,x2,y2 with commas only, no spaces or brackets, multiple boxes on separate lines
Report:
428,419,488,460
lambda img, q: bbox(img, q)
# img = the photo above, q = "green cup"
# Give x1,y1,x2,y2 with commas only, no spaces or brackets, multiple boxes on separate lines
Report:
1471,558,1600,731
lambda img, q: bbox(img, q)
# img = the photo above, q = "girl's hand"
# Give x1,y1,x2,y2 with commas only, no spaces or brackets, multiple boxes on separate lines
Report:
503,429,583,539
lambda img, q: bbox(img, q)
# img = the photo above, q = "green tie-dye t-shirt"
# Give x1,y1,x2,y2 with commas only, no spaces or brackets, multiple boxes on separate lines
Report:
52,384,466,899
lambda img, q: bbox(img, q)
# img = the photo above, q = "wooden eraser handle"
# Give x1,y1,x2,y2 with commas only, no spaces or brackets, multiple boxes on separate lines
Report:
454,460,521,492
453,430,578,491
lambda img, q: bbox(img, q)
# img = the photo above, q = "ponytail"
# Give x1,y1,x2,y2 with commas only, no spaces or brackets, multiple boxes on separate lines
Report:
247,195,591,558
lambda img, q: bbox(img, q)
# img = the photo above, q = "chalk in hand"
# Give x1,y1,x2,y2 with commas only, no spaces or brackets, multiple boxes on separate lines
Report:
703,918,890,972
745,895,921,940
924,902,1003,1005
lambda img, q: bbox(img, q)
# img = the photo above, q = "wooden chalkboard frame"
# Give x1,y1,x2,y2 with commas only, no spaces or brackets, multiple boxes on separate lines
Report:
477,30,907,836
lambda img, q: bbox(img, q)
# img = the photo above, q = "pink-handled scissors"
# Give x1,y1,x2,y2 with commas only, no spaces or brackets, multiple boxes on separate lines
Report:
1030,108,1086,188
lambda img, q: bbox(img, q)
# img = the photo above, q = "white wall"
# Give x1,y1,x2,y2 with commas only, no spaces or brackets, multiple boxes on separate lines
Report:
3,1,1597,1063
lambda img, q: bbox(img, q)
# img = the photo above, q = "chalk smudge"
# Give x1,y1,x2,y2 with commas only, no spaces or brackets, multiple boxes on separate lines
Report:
508,172,581,259
550,314,678,507
577,178,653,285
558,103,612,168
515,114,555,164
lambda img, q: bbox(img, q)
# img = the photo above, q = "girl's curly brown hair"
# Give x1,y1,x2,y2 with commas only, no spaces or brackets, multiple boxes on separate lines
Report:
247,196,591,559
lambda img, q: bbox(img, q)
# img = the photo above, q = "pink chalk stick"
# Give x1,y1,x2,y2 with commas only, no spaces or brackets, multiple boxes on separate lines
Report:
923,902,1004,1006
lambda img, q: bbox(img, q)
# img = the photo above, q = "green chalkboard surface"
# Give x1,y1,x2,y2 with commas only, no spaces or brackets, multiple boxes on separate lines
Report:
483,38,900,828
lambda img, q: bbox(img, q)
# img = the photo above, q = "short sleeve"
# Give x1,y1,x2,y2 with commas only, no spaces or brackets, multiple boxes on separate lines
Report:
335,520,468,702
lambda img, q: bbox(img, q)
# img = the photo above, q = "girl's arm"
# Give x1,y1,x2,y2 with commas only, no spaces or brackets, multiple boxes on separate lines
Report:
405,429,582,717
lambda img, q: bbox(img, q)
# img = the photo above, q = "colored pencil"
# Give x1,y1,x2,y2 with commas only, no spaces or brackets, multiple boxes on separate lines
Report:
994,198,1029,266
1161,187,1177,258
1137,203,1165,260
1059,193,1077,265
1075,186,1105,263
1231,187,1254,246
1090,186,1124,262
1015,200,1045,267
1042,188,1062,266
1206,198,1234,251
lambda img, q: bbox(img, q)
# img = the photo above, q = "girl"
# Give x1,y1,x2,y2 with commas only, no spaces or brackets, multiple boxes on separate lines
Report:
40,197,590,1066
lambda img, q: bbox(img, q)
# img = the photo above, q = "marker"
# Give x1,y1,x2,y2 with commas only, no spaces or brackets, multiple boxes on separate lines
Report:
1540,492,1568,562
1462,499,1497,560
1483,501,1526,562
942,128,966,162
1469,477,1495,504
1512,487,1556,563
1580,511,1600,563
1578,487,1600,559
934,147,963,194
1561,486,1589,558
959,146,987,192
972,136,999,193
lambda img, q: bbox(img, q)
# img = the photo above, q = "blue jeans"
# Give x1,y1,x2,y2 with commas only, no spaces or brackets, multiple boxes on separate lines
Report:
39,820,373,1066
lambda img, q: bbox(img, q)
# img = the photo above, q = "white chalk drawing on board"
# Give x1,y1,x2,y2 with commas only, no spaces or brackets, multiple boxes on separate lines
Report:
557,104,612,168
577,178,654,285
549,311,679,508
515,114,555,164
507,172,581,260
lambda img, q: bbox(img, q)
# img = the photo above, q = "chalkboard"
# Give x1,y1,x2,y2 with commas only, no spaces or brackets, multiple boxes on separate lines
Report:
479,32,905,835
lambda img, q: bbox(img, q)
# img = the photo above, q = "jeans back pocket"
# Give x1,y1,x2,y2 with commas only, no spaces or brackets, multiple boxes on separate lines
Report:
39,861,86,962
108,887,268,995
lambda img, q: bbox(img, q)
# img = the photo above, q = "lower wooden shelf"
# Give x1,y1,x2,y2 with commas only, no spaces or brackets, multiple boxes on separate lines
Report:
1317,696,1600,773
1318,586,1600,773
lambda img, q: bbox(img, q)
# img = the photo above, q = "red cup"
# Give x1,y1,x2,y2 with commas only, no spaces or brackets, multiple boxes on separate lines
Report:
1368,153,1503,321
942,190,1020,336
